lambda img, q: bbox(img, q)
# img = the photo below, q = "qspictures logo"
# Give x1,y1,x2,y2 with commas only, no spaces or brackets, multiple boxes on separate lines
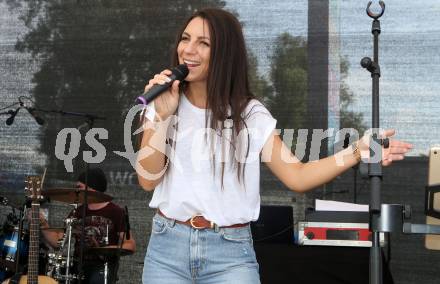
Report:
54,104,385,180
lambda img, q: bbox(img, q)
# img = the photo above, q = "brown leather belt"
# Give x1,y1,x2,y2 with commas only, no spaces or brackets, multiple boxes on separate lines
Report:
158,210,249,230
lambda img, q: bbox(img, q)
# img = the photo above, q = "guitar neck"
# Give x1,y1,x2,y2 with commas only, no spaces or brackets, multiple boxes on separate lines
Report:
28,201,40,284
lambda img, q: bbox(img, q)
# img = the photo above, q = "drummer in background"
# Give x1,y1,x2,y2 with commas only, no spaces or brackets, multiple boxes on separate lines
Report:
40,168,136,284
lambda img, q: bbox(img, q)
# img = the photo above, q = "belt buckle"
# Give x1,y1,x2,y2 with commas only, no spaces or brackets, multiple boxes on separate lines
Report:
190,214,207,229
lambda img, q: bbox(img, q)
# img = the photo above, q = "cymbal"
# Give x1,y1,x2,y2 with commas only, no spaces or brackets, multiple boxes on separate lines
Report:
85,247,133,258
41,227,81,234
42,188,112,204
41,227,65,233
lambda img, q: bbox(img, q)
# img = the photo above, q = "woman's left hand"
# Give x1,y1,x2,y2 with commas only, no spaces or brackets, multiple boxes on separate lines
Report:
375,129,413,166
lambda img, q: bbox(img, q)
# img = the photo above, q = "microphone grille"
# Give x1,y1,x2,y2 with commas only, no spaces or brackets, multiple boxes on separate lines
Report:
173,64,189,80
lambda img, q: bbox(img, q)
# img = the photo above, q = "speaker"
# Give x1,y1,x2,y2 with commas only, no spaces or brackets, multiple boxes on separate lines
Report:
251,205,294,244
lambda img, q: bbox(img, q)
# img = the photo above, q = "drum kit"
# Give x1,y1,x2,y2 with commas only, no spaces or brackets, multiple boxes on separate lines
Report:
0,183,132,284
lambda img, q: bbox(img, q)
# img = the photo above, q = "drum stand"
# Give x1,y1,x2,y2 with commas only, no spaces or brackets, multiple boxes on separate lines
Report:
13,203,25,274
103,224,109,284
48,203,79,283
64,216,77,284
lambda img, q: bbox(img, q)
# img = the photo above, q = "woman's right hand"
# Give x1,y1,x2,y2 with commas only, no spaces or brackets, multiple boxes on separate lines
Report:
144,69,181,121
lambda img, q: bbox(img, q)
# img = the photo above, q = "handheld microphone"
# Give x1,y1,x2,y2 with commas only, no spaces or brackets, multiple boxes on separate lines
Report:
136,64,189,105
25,107,45,125
125,206,131,240
6,108,20,126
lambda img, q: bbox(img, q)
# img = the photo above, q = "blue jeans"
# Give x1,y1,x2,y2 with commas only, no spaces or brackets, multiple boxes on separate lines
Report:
142,213,260,284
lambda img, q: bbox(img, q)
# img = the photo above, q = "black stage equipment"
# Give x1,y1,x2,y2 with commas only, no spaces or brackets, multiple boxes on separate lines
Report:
251,205,294,244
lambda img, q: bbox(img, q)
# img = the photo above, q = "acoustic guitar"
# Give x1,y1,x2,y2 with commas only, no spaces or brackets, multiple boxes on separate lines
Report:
2,176,57,284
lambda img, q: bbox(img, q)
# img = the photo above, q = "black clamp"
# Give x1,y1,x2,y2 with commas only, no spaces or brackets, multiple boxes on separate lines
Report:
382,137,389,149
361,57,381,77
359,135,390,179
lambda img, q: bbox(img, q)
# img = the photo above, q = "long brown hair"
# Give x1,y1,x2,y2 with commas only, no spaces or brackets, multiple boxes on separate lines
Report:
171,8,256,187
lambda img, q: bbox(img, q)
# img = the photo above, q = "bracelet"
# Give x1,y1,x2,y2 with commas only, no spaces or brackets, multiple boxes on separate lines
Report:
352,142,362,162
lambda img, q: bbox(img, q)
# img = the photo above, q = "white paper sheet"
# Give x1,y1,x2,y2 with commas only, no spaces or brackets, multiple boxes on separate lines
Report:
315,199,369,212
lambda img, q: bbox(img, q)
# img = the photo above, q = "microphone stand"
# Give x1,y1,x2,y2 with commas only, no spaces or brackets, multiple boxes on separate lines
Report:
353,163,359,203
0,110,14,116
30,108,106,121
360,2,388,284
73,113,102,284
342,133,360,203
1,103,22,126
2,97,106,124
0,102,21,120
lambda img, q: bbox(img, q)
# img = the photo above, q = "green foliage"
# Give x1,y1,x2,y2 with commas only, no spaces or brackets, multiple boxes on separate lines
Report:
339,56,366,134
248,51,272,100
6,0,226,176
268,33,307,132
264,33,365,150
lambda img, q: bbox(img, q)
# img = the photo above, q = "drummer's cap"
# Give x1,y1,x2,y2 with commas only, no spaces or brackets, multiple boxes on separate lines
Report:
77,168,107,192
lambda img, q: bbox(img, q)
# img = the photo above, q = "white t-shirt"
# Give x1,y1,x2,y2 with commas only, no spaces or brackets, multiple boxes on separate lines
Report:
147,94,277,226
